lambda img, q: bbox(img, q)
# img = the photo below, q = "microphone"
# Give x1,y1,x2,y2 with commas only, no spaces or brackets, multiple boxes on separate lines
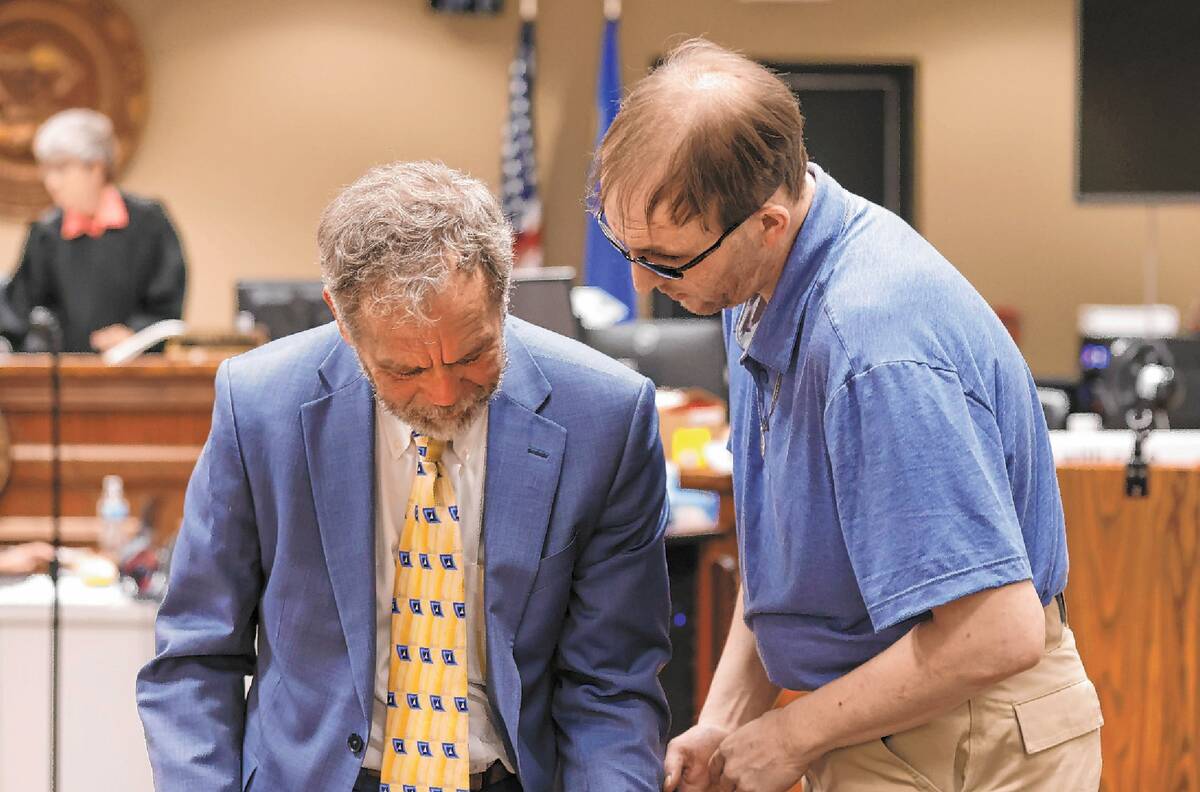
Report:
1118,341,1186,499
1134,362,1179,413
27,306,62,353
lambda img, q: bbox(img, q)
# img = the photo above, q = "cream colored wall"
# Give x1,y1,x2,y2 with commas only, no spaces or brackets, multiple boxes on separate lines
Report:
1,0,1196,376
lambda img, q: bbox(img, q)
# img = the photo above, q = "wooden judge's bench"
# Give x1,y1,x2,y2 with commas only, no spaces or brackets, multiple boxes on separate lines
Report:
0,353,222,547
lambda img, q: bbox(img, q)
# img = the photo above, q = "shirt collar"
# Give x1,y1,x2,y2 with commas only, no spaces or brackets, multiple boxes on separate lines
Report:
61,186,129,240
739,163,850,372
378,402,489,464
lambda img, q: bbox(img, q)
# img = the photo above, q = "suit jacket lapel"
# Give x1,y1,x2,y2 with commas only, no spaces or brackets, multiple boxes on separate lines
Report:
301,339,377,726
484,322,564,772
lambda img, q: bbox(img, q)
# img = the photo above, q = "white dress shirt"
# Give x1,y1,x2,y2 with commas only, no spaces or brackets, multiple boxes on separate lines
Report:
365,404,513,774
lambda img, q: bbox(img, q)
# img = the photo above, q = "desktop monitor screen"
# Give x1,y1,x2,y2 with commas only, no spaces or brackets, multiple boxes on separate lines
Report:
236,280,331,341
508,267,581,341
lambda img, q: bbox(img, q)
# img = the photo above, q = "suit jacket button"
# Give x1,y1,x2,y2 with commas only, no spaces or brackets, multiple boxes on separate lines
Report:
347,733,364,753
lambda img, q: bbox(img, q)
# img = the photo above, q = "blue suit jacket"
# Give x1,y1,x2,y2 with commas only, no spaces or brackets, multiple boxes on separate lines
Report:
136,318,671,791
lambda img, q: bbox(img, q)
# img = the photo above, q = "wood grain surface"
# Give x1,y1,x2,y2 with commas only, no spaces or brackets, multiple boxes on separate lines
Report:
1060,463,1200,792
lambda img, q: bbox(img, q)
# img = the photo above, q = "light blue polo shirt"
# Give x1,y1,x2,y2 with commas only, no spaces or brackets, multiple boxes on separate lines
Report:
723,164,1067,692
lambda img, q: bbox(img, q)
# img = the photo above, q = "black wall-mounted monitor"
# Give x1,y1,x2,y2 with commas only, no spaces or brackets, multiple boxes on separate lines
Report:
1078,0,1200,200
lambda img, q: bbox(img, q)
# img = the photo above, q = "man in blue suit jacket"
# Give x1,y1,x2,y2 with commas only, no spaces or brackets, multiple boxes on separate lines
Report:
137,162,671,792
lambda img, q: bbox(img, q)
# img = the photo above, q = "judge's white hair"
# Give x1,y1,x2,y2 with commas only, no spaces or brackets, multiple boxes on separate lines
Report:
33,108,116,168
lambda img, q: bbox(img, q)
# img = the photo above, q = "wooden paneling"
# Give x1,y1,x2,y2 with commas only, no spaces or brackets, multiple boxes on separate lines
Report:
0,355,222,540
0,354,218,445
1059,464,1200,792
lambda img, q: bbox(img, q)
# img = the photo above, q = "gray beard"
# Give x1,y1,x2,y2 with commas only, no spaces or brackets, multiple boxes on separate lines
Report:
376,388,489,439
361,342,507,440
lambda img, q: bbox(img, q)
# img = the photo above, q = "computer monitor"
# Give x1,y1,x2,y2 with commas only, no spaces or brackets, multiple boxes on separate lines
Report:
235,280,331,341
583,319,728,402
1166,337,1200,429
508,267,581,341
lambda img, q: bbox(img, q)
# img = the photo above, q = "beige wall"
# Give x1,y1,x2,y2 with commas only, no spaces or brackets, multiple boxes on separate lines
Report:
2,0,1197,376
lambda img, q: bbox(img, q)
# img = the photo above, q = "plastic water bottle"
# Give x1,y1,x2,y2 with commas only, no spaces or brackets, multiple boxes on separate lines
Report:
97,474,130,557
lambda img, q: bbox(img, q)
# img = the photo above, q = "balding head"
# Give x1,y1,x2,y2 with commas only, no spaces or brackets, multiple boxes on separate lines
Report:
590,38,808,233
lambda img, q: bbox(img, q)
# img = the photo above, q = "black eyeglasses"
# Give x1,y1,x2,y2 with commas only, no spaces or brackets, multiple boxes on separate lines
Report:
595,211,751,280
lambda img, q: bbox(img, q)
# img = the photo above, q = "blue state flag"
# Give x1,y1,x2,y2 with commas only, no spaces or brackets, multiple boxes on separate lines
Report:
584,15,636,321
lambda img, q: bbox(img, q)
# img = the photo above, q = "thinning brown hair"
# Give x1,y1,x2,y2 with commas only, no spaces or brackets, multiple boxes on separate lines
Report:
591,38,808,232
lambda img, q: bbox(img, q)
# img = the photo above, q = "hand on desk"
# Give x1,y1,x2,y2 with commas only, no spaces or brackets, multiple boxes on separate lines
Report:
90,323,134,353
0,541,56,576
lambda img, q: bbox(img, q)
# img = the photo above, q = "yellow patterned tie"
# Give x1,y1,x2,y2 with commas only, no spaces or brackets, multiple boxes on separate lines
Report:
381,433,470,792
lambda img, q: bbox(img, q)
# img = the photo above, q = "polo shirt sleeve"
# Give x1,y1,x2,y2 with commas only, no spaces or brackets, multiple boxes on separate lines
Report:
823,360,1033,632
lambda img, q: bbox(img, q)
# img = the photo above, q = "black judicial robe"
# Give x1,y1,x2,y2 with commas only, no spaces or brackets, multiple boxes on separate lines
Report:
1,192,187,353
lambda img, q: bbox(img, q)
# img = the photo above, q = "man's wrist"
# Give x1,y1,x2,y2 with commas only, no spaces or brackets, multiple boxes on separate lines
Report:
696,713,738,733
775,696,824,767
696,696,751,732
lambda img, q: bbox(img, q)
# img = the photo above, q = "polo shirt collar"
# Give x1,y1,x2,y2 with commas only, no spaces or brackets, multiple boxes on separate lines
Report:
742,163,849,372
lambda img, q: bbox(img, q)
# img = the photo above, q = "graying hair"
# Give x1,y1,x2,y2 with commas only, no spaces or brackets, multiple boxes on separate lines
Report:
33,108,116,168
318,161,514,326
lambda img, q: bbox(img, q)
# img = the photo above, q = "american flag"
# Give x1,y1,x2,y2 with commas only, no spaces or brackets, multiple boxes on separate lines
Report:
501,20,543,269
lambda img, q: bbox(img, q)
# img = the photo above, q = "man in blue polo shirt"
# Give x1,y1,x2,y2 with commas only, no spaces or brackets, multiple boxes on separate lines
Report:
592,39,1102,791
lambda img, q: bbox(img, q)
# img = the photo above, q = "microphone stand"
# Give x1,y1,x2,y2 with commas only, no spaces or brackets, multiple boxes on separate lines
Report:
31,308,63,792
1123,353,1182,499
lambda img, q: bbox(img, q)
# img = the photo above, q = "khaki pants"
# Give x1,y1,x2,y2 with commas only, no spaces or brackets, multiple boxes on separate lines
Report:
806,598,1103,792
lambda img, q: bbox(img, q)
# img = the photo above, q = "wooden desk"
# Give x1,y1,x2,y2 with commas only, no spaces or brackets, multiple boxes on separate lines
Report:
0,354,221,541
1058,463,1200,792
682,463,1200,791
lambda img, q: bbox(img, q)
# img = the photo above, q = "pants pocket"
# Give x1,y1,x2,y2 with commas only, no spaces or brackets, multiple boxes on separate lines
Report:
1012,679,1104,754
806,737,944,792
879,736,945,792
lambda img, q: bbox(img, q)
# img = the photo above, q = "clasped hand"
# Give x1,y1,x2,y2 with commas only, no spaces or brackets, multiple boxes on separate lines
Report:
663,709,808,792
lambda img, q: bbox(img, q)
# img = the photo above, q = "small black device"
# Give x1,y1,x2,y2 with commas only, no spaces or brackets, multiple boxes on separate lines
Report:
429,0,502,13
